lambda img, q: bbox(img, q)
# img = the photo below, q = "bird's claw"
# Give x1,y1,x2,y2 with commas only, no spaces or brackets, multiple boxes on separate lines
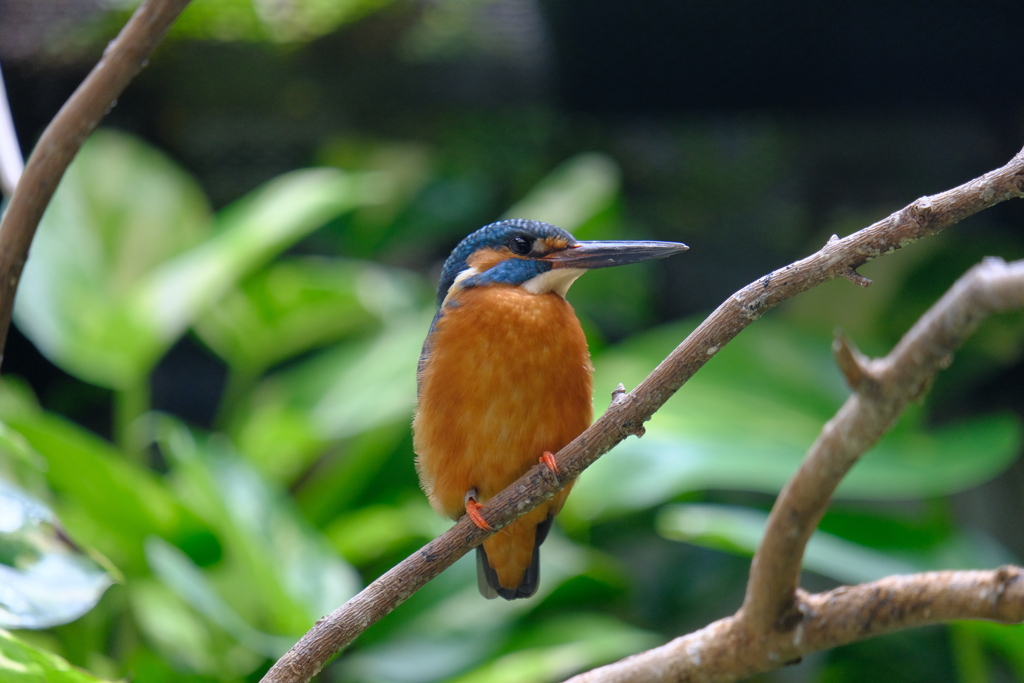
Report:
464,489,494,531
539,451,560,475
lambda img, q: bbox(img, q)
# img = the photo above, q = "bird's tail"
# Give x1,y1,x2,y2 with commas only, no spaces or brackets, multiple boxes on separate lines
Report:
476,515,554,600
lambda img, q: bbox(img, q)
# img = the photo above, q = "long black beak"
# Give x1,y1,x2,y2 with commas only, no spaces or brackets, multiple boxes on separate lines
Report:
544,240,688,269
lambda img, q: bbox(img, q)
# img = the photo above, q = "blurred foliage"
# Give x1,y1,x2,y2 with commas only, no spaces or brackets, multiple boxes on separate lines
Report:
658,504,1014,585
0,628,114,682
103,0,397,44
2,10,1024,678
1,124,1021,683
14,131,388,451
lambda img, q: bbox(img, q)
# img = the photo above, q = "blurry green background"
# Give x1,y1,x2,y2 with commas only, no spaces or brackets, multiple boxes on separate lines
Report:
1,1,1024,681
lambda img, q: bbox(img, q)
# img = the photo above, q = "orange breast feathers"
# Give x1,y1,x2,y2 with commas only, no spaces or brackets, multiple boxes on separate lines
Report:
413,284,593,591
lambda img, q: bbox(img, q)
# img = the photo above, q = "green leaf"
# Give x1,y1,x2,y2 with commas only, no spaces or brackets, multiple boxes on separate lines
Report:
306,313,429,441
567,318,1022,520
231,309,431,480
15,129,386,390
0,383,200,574
955,621,1024,678
0,628,114,682
294,423,411,524
0,417,49,474
14,130,212,389
171,0,397,43
571,415,1020,520
658,504,1015,585
132,167,387,351
325,499,447,565
836,414,1022,498
128,578,263,678
194,257,424,376
0,479,113,629
144,538,292,658
0,420,50,503
155,419,360,635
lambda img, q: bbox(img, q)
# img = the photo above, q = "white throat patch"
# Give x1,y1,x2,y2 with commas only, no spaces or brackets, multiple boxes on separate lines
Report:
522,268,586,298
441,266,481,307
442,265,585,305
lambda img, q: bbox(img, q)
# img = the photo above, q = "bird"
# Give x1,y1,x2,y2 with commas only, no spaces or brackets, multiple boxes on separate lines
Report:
413,219,687,599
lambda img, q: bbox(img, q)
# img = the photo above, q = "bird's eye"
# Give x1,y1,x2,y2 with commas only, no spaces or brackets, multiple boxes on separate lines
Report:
508,236,533,255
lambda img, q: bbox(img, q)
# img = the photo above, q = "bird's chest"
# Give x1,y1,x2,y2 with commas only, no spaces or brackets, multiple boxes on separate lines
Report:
414,286,593,508
425,287,591,412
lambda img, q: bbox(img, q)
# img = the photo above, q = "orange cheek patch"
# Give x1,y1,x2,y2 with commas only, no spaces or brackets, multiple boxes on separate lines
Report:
467,247,512,271
536,236,572,254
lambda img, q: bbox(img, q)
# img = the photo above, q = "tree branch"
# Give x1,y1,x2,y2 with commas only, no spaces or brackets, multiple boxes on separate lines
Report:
567,567,1024,683
743,257,1024,634
564,257,1024,682
0,0,192,369
260,148,1024,683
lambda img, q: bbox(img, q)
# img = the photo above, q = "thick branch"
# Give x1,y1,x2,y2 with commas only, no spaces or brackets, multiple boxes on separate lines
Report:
743,257,1024,633
261,148,1024,683
567,567,1024,683
0,0,191,368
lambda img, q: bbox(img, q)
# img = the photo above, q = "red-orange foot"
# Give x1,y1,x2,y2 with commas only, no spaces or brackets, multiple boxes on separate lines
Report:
464,490,494,531
539,451,560,475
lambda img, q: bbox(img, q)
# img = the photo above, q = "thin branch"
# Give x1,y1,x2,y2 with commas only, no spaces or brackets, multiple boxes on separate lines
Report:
744,257,1024,634
566,567,1024,683
0,0,192,369
261,149,1024,683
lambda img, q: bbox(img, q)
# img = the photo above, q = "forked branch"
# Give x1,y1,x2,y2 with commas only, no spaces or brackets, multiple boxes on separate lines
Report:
572,257,1024,683
261,148,1024,683
744,257,1024,633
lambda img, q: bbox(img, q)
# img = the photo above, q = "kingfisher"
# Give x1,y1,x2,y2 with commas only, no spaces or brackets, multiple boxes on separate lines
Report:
413,219,687,599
